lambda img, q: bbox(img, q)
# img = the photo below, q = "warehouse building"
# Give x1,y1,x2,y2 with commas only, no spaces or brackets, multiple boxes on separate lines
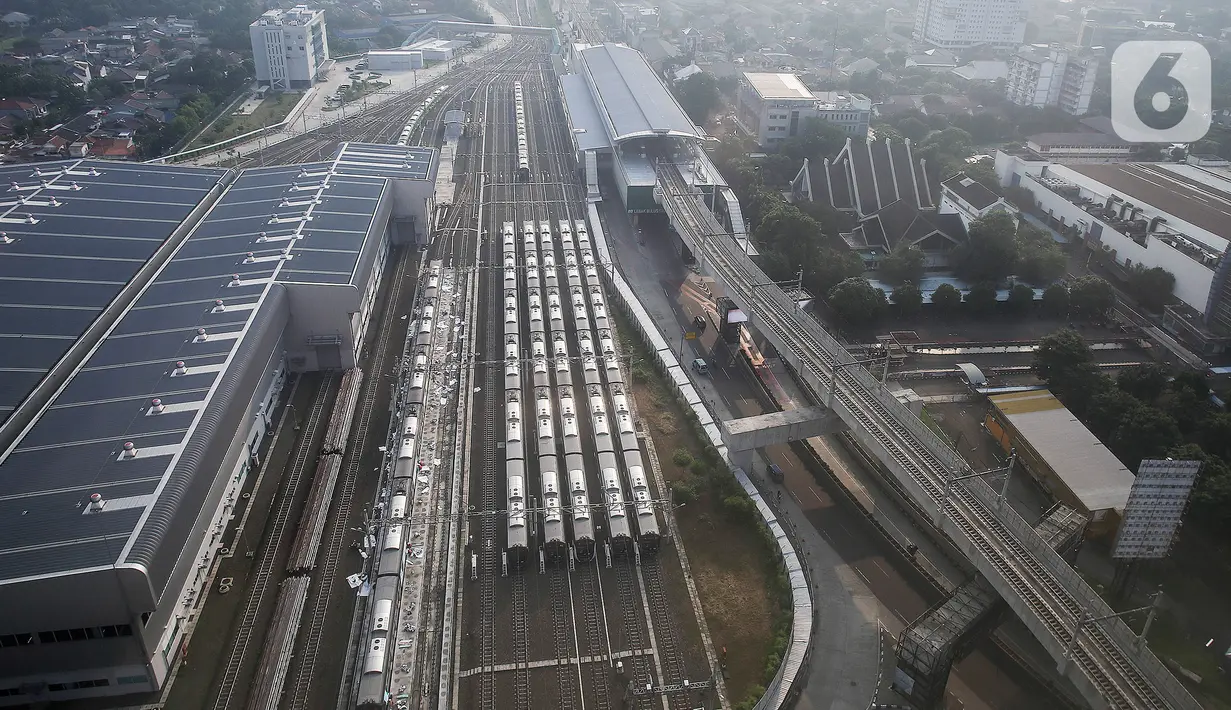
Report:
0,144,436,705
984,390,1133,531
366,48,425,71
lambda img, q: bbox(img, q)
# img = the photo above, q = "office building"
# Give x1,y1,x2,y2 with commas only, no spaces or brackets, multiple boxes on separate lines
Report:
1005,44,1100,115
912,0,1027,49
736,72,870,147
250,5,329,91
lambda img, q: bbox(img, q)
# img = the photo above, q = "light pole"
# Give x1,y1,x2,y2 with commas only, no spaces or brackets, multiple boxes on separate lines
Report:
1058,589,1164,673
935,448,1018,526
824,353,892,410
286,403,300,431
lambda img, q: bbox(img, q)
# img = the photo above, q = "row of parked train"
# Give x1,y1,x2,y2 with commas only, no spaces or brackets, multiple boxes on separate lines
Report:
356,261,444,708
502,216,660,569
513,81,530,182
395,85,449,147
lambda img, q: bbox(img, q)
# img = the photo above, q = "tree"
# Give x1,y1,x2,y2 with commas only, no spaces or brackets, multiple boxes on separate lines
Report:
779,119,849,165
1015,223,1066,284
965,281,998,316
1068,276,1115,319
878,245,926,285
1116,365,1169,402
930,283,962,313
896,116,930,142
953,212,1018,283
672,73,721,127
1199,413,1231,461
1111,405,1182,469
828,277,887,323
1007,283,1035,312
1033,328,1093,383
1086,388,1140,439
890,283,924,316
1042,283,1070,317
1124,265,1175,312
1169,443,1231,534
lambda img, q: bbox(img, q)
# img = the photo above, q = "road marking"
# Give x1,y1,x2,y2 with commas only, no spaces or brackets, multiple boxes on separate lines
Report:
872,559,888,576
855,568,871,585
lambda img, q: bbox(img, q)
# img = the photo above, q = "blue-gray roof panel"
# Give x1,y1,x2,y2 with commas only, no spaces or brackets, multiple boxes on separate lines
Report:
580,43,700,143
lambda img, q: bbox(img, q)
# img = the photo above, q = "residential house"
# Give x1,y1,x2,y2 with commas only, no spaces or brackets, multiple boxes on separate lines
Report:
843,57,880,76
123,90,179,111
0,98,49,121
906,47,958,70
939,172,1017,230
87,135,138,159
0,115,20,138
2,12,30,29
951,60,1008,84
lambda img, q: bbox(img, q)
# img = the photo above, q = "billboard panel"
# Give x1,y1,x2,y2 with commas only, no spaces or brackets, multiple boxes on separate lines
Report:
1112,459,1201,560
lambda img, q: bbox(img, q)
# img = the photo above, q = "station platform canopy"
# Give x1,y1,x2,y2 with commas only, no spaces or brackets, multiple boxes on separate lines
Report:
571,43,702,146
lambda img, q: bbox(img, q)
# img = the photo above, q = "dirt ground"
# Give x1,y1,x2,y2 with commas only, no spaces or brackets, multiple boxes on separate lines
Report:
630,376,776,705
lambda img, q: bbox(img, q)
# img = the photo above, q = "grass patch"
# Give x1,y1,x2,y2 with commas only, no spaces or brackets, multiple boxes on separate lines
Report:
189,92,301,148
615,310,788,706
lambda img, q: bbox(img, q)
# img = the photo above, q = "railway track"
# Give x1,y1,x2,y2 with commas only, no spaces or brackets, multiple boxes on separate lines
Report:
285,244,414,708
475,79,504,710
229,47,534,169
211,373,336,710
576,560,612,710
659,165,1194,709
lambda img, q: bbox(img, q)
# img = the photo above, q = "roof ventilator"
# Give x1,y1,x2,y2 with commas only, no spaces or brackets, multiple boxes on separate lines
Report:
213,299,226,313
39,180,48,188
24,214,36,224
88,167,100,176
256,231,268,243
0,232,11,244
228,274,242,287
194,327,209,343
122,442,138,458
89,493,106,511
150,398,165,414
48,197,61,207
281,244,293,259
244,252,256,264
173,361,188,376
70,182,81,190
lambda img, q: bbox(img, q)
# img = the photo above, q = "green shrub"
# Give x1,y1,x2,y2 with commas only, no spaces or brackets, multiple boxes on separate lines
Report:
672,448,693,467
670,480,698,505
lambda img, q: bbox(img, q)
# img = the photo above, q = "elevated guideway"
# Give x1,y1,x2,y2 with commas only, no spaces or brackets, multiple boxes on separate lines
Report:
653,160,1199,710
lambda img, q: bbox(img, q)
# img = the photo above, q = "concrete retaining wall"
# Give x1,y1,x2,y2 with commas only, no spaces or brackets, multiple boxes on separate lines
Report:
588,203,813,710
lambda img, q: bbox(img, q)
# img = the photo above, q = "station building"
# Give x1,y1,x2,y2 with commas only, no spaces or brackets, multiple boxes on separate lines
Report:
984,390,1133,531
557,44,753,241
0,144,436,705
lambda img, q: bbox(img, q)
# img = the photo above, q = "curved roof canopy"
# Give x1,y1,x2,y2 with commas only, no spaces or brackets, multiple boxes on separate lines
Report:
578,43,701,145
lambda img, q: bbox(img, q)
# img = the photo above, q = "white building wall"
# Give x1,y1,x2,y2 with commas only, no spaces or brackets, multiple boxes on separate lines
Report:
914,0,1027,48
1017,169,1218,311
250,6,329,89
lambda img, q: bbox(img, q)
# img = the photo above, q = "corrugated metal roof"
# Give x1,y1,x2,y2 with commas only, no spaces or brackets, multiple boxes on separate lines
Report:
0,161,226,426
0,162,391,584
990,390,1133,513
579,43,700,143
560,73,612,152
